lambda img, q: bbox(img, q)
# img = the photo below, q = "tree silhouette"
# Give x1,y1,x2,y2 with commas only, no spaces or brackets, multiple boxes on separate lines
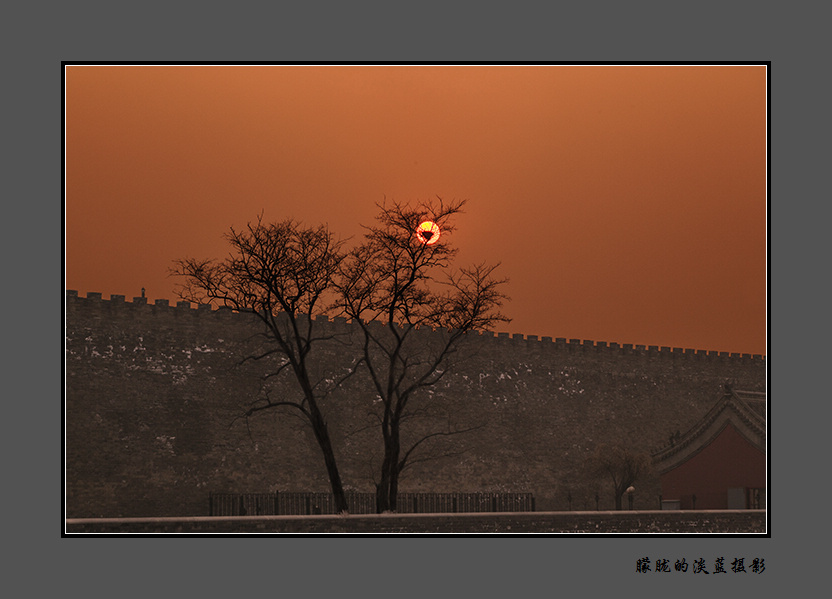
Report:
336,198,510,512
587,444,650,510
171,215,352,512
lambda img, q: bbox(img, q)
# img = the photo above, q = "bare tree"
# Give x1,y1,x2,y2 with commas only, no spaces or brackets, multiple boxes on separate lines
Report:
171,214,352,512
335,198,510,512
587,444,650,510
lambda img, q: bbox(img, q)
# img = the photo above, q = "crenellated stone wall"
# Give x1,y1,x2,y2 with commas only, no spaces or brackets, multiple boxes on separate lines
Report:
65,290,766,518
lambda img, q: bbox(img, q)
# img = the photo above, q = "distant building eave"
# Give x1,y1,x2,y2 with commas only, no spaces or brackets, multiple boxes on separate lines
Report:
651,386,766,475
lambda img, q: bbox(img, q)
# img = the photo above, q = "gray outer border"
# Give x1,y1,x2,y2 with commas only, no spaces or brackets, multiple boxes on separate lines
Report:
15,0,813,594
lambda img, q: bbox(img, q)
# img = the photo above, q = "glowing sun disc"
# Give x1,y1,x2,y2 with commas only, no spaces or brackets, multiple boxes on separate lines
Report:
416,221,441,245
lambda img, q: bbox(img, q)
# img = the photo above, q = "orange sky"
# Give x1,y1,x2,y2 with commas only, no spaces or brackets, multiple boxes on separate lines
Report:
65,64,767,355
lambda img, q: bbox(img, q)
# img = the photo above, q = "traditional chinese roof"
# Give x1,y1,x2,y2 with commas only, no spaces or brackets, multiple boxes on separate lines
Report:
651,385,766,475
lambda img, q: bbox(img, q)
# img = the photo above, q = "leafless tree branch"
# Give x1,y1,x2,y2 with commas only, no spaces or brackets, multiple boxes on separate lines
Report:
333,197,510,511
171,213,352,512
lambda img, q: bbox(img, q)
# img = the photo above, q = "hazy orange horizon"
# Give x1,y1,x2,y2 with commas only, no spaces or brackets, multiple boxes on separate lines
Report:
65,64,767,355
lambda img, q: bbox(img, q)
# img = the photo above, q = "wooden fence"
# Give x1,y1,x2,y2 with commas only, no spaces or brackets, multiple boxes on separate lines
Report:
209,492,535,516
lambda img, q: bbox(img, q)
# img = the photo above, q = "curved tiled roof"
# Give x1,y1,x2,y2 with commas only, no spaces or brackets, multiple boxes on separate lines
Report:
651,385,766,475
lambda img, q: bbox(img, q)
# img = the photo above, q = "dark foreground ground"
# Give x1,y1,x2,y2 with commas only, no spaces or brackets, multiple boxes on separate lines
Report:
66,510,766,534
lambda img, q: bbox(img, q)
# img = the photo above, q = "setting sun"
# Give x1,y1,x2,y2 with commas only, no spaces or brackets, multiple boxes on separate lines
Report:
416,220,440,245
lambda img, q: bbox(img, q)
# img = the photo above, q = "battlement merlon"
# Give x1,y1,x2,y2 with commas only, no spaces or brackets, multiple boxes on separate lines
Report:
65,290,767,361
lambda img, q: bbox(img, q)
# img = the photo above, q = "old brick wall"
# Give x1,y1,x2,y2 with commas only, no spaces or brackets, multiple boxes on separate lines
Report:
65,291,766,518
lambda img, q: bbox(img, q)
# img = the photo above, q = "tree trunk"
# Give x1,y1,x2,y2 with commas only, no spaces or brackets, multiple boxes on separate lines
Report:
375,426,401,513
310,412,348,513
376,473,391,513
389,468,400,512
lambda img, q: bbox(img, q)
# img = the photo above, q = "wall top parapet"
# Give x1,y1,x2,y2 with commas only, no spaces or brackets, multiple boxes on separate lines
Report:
65,290,767,361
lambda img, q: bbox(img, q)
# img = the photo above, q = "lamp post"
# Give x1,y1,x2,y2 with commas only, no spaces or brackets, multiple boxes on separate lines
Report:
626,486,635,510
